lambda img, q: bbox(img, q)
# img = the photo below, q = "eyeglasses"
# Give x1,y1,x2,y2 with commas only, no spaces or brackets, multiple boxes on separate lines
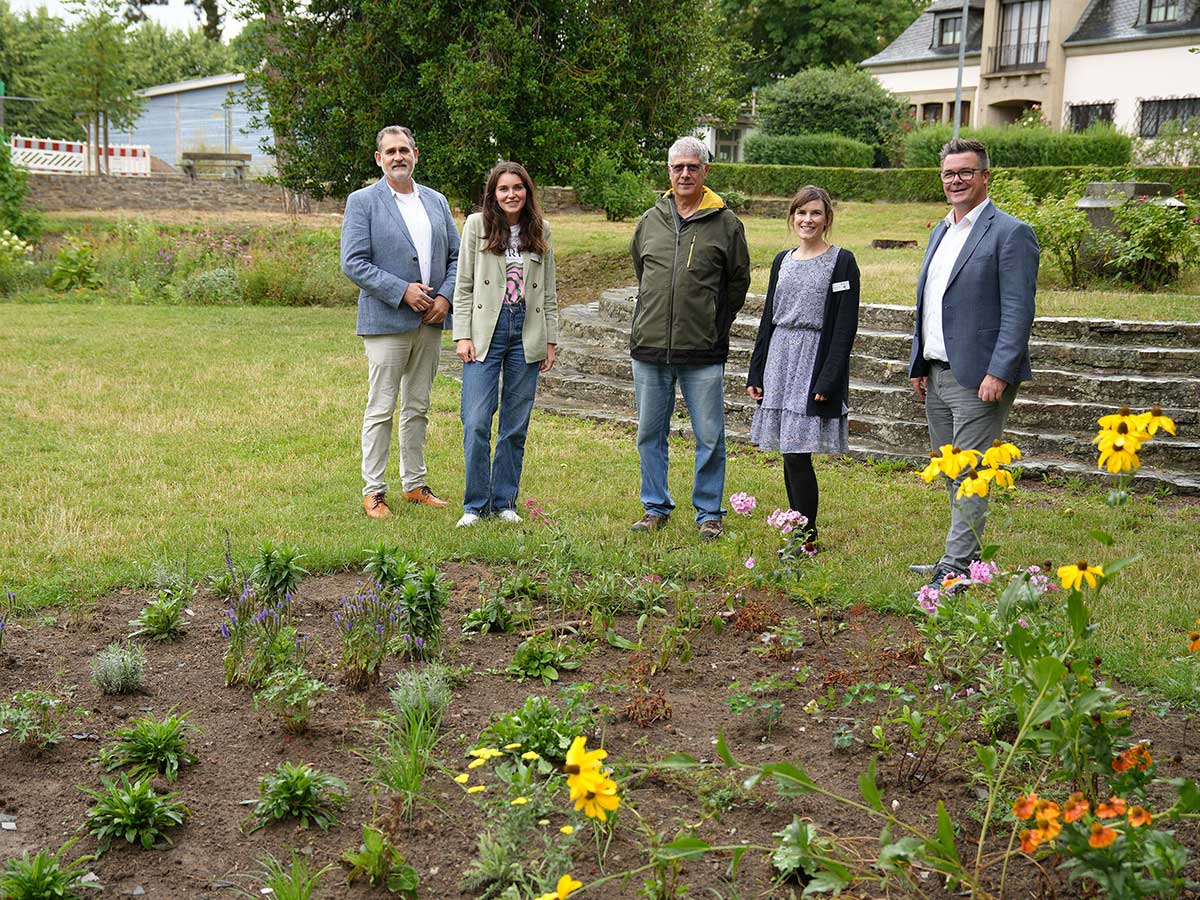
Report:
669,163,704,174
940,168,984,183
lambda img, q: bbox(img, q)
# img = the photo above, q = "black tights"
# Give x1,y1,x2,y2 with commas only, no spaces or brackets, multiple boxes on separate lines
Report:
782,452,818,543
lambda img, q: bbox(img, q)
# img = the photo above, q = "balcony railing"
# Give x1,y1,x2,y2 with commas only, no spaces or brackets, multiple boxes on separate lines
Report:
988,41,1048,72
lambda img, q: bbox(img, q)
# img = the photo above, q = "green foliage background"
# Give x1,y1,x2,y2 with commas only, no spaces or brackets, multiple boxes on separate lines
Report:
243,0,739,202
744,132,874,168
903,123,1133,168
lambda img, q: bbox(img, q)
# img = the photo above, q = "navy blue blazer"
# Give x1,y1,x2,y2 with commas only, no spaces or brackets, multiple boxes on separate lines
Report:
341,178,460,336
908,201,1038,390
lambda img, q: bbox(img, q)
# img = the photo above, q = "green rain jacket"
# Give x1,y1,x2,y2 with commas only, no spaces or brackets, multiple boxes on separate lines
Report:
629,187,751,366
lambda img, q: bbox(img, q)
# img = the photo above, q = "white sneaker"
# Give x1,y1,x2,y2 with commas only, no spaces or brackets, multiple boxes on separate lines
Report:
496,509,522,523
456,512,480,528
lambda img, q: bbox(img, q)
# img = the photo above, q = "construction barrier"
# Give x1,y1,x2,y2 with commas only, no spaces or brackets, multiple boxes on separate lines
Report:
9,135,151,176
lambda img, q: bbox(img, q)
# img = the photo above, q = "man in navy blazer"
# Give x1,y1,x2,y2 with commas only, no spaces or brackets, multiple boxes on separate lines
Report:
341,125,460,519
909,138,1038,584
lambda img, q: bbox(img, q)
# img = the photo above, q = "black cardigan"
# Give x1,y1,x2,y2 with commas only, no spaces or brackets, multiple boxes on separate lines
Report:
746,247,860,419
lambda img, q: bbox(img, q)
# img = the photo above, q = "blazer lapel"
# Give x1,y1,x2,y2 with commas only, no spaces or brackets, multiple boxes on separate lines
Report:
375,178,416,254
946,204,995,291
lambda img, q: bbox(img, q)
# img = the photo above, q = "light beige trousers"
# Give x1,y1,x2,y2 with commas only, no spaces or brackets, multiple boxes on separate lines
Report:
362,327,442,496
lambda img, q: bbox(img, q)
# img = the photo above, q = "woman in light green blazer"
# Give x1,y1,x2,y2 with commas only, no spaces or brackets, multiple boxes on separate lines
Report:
452,161,558,527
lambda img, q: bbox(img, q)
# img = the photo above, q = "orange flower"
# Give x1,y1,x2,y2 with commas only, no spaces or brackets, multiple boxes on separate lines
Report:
1096,796,1127,819
1190,630,1200,653
1088,822,1119,849
1019,828,1043,853
1128,806,1152,828
1013,793,1037,820
1063,792,1089,823
1129,743,1153,770
1034,800,1062,841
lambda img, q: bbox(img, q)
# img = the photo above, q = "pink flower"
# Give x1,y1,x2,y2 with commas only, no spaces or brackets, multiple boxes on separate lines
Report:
744,557,756,570
968,560,998,585
729,492,757,515
917,584,941,614
767,508,808,535
1018,618,1029,628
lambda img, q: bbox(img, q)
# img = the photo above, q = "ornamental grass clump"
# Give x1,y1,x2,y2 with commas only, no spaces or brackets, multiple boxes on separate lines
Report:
251,761,348,832
90,642,146,695
99,710,198,782
81,774,189,853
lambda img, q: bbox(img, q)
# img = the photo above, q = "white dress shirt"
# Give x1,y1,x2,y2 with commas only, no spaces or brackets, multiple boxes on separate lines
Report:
921,197,991,363
390,184,433,286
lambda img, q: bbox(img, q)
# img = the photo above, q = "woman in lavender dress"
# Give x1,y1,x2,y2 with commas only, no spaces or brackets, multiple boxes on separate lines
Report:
747,185,860,548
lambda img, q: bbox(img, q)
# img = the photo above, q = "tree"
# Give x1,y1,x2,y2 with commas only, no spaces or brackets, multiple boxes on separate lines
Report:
45,0,143,173
243,0,739,201
719,0,925,95
0,1,83,138
125,0,222,42
127,21,234,88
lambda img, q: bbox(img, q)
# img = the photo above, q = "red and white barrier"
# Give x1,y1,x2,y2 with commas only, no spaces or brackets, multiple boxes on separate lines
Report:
10,135,151,176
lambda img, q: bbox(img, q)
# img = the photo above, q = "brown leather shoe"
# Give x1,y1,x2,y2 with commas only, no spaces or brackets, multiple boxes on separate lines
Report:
630,512,669,532
363,492,392,519
402,485,448,508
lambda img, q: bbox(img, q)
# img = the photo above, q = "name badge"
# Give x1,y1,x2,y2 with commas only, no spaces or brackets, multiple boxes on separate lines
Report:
832,281,851,292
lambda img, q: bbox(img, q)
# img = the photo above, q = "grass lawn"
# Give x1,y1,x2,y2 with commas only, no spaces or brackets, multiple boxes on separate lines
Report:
2,303,1197,699
50,205,1200,321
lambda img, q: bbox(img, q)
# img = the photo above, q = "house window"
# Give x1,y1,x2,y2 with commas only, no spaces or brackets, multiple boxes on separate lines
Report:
1148,0,1178,21
997,0,1049,69
922,103,943,123
949,101,972,127
716,129,741,163
1139,97,1200,137
938,15,962,46
1068,103,1115,131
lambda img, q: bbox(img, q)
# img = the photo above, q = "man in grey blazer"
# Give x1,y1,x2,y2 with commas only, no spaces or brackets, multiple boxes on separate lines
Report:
909,138,1038,584
341,125,460,519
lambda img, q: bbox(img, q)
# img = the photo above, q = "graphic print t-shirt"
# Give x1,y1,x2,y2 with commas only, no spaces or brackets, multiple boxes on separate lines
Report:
503,224,524,306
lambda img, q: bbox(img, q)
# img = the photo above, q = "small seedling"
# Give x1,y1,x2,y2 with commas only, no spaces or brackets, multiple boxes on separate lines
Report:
342,825,420,894
99,711,198,782
0,689,70,752
90,643,146,695
254,668,329,733
505,635,584,685
128,585,192,642
81,774,189,853
251,762,348,832
462,595,517,635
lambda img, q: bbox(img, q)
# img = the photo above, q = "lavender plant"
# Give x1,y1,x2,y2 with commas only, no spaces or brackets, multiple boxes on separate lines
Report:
334,584,400,690
221,588,304,687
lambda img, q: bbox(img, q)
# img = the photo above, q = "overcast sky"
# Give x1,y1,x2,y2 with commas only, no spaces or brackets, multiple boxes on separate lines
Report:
8,0,246,39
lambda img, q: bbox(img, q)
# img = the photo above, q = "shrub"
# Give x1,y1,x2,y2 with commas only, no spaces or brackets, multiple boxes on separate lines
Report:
251,762,349,832
178,266,243,305
253,667,329,733
477,690,596,764
0,841,98,900
90,643,147,695
744,133,873,168
1109,192,1200,289
47,242,102,291
0,689,69,752
574,153,658,222
1137,116,1200,166
757,66,909,165
0,140,42,241
81,774,189,853
99,711,198,782
902,123,1132,168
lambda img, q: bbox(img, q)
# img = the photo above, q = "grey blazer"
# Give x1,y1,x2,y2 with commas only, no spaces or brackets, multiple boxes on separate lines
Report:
341,178,460,336
909,201,1039,390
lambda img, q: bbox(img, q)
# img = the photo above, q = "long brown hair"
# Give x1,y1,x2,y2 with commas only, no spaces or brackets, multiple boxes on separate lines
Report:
481,161,547,256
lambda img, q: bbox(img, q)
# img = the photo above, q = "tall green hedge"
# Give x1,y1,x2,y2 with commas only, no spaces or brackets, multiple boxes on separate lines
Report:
744,133,874,168
705,164,1200,201
902,124,1132,168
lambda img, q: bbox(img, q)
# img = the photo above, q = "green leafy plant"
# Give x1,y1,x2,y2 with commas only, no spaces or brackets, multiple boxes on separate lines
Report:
574,152,658,222
393,565,448,660
505,635,585,685
251,540,307,601
341,825,420,895
477,690,596,764
1109,192,1200,289
81,774,189,853
90,642,147,695
770,818,851,892
128,584,192,641
241,852,334,900
178,266,244,305
253,667,329,733
251,762,349,832
462,594,517,635
1,689,70,752
99,710,198,782
363,542,417,592
47,241,103,291
0,840,99,900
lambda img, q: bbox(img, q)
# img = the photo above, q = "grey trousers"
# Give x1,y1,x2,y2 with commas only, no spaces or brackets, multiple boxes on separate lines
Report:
362,327,442,497
925,362,1018,572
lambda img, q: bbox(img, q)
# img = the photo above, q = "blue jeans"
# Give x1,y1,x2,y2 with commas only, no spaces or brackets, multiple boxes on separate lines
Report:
632,360,727,524
461,303,540,515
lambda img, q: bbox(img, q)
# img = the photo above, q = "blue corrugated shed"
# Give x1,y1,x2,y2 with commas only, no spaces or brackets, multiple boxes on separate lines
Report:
130,73,275,174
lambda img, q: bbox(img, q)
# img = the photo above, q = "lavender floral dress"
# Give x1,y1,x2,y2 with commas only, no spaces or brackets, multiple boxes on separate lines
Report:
749,246,849,454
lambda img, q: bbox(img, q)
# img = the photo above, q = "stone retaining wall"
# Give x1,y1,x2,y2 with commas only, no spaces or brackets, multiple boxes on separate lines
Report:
25,174,345,215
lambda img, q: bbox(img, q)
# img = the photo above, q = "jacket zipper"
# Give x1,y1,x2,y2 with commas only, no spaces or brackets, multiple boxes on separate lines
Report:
668,207,681,364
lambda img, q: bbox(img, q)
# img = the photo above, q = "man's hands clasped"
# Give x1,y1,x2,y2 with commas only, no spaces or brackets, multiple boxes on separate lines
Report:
403,281,449,325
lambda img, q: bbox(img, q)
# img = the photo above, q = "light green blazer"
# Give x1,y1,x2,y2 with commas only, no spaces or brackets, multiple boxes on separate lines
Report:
452,213,559,363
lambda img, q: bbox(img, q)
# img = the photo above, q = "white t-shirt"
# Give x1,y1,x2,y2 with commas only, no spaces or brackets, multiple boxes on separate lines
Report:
921,197,991,363
390,184,433,286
